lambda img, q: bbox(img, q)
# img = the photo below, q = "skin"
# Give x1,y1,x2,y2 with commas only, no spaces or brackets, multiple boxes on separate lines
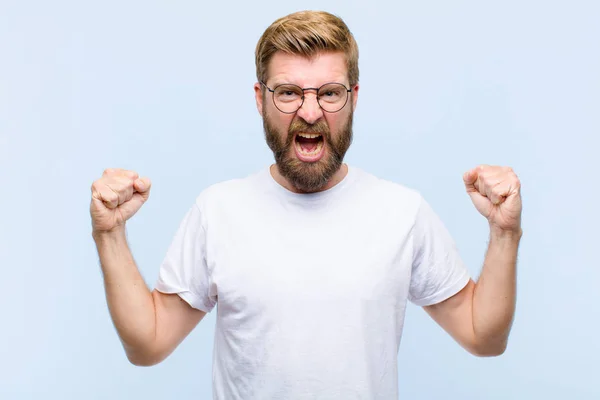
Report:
254,51,359,193
424,165,522,356
91,168,206,366
91,51,522,366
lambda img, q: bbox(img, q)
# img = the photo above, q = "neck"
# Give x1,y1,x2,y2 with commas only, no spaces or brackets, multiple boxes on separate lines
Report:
270,163,348,194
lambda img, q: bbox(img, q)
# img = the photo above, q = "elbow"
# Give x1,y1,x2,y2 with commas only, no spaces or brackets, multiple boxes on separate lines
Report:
124,345,166,367
468,339,508,357
471,346,506,358
127,354,161,367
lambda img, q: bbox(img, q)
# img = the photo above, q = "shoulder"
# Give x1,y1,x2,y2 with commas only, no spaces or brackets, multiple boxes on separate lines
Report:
349,166,425,214
191,167,268,213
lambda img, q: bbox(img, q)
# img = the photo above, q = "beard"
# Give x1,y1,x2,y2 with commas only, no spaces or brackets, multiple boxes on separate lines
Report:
263,110,353,193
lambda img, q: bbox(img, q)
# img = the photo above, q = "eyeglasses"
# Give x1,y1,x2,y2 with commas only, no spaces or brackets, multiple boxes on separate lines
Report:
261,81,351,114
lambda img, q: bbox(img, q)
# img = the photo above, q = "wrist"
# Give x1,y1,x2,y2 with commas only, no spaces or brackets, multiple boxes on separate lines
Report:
489,225,522,242
92,225,127,242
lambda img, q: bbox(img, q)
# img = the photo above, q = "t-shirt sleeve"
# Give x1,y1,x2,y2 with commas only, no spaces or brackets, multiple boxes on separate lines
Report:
154,202,217,313
408,195,471,306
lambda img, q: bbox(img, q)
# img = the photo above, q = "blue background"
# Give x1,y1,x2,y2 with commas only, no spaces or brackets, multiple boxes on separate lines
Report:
1,0,598,398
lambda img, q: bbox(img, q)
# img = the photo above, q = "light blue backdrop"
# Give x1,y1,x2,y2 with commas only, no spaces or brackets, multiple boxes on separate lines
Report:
1,0,598,399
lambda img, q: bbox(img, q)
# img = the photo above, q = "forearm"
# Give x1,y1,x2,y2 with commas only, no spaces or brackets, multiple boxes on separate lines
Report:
93,228,157,362
472,228,521,353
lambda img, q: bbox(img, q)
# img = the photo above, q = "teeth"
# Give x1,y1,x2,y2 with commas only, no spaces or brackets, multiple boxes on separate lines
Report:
297,133,322,139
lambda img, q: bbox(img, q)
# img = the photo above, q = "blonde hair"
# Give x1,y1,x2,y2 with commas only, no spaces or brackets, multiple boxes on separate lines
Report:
255,10,359,86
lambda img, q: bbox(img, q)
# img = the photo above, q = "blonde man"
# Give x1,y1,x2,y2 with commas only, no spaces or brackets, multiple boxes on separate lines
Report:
91,10,522,399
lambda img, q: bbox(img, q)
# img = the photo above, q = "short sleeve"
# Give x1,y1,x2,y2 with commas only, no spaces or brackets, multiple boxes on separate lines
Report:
408,195,470,306
154,203,217,313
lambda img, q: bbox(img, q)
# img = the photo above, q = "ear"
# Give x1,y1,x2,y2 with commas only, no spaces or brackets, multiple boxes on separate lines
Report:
351,83,359,111
254,82,264,116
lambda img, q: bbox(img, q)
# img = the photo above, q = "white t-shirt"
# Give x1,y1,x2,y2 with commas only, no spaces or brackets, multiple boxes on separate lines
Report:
155,165,470,399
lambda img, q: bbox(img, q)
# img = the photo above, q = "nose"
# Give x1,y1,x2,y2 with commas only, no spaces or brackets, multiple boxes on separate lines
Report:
296,92,324,125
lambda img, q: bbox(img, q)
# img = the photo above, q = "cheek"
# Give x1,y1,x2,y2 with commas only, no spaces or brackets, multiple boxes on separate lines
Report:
266,107,293,132
325,114,346,133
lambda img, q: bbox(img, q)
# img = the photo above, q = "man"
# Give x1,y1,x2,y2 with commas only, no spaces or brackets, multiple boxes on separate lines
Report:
90,10,522,399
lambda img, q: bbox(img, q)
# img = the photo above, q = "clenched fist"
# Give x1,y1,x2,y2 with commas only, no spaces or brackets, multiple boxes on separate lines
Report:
90,168,151,234
463,165,522,235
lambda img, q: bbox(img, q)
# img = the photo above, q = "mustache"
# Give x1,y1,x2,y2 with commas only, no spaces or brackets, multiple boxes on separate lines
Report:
289,118,330,136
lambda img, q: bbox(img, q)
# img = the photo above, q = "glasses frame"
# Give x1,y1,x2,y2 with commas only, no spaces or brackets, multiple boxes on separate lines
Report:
260,81,352,114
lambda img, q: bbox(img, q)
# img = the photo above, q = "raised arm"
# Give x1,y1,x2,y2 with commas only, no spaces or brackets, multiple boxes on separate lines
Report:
91,168,206,366
424,165,522,356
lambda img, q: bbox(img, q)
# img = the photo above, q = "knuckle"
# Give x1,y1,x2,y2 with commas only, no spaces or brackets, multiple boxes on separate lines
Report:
114,185,128,196
123,179,136,190
91,179,106,193
514,177,521,186
113,181,134,199
114,177,133,189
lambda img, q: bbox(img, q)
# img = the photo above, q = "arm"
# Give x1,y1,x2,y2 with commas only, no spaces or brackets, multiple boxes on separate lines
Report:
90,168,206,366
424,228,521,356
424,165,522,357
95,228,206,366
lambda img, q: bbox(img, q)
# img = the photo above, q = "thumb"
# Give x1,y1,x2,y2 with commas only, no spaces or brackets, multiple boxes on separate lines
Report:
134,177,152,201
463,169,477,189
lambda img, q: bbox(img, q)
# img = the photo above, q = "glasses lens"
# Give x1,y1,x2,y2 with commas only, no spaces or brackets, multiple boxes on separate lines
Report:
273,84,303,113
318,83,348,112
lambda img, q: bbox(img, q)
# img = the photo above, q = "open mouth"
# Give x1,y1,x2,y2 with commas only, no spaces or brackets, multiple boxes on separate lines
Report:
294,132,325,162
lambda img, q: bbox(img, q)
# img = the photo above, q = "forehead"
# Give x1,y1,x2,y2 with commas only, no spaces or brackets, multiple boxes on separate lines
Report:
267,51,348,87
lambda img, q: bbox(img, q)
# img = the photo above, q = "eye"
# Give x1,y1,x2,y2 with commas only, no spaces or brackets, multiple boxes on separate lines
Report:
274,85,303,103
318,84,346,103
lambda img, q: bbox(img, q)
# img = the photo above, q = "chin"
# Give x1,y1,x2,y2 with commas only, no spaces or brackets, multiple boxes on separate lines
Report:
278,147,343,193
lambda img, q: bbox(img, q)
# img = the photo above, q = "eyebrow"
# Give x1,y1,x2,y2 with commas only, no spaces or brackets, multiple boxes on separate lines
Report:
269,80,349,88
269,81,292,87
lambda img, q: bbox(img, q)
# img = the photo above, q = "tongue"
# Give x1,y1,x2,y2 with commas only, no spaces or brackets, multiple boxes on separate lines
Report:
300,141,318,152
298,137,319,153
